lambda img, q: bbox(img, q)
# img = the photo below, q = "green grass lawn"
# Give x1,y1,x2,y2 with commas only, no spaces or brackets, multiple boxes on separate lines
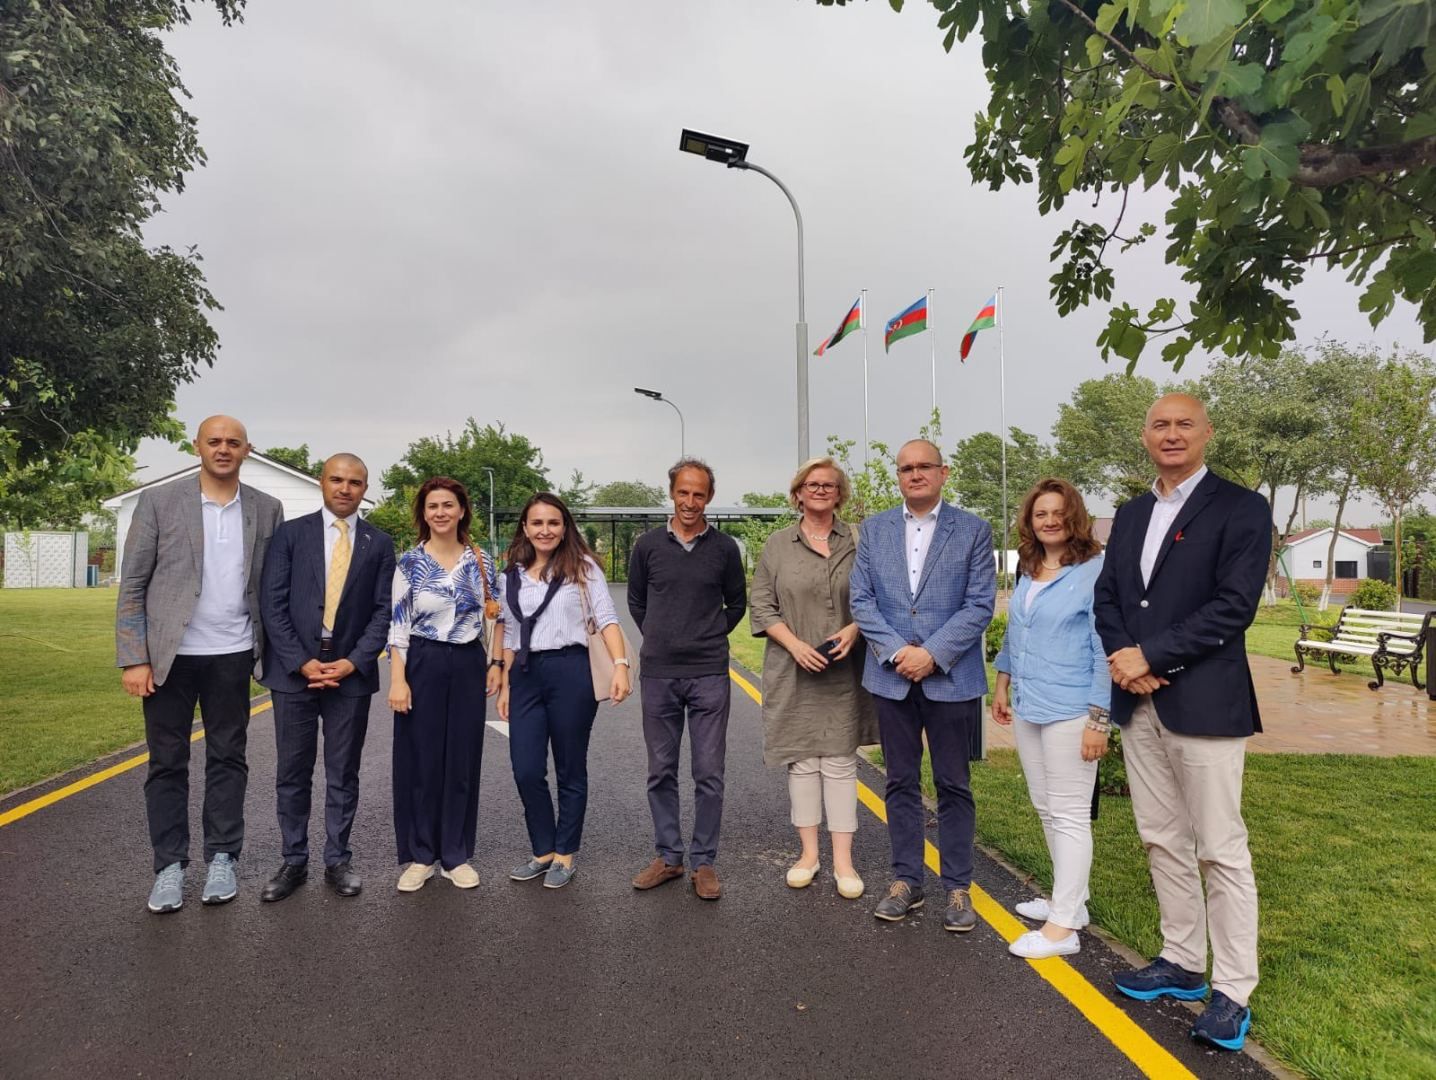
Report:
0,587,147,794
863,747,1436,1080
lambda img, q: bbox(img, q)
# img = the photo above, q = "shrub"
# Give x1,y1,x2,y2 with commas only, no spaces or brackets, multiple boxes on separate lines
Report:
985,612,1007,662
1350,577,1399,611
1099,728,1128,796
1291,581,1321,606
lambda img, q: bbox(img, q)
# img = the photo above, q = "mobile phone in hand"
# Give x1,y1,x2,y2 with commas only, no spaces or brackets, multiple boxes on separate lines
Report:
815,638,840,662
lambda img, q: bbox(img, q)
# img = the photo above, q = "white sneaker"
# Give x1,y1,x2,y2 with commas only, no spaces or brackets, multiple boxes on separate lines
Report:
1014,897,1090,928
441,863,480,889
397,862,435,892
1009,929,1080,959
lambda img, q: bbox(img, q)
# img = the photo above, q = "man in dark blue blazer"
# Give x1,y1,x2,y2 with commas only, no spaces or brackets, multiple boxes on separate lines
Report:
258,454,395,900
1094,394,1270,1053
851,438,995,932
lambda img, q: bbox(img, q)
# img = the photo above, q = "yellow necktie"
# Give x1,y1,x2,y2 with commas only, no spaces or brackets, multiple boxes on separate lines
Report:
324,519,351,630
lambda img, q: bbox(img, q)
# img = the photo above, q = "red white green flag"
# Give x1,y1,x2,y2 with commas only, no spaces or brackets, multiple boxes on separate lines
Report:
814,297,862,357
883,296,928,353
960,294,997,361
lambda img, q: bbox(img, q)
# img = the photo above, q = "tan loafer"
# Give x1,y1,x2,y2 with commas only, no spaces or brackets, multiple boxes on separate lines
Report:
441,863,480,889
692,864,722,900
786,862,821,889
396,862,435,892
632,857,685,890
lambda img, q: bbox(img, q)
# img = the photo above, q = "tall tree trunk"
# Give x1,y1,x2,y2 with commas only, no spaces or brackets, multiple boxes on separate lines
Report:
1320,476,1352,611
1395,505,1405,611
1264,482,1281,604
1274,480,1305,602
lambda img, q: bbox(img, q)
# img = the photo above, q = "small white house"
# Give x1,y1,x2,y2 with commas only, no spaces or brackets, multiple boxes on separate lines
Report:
103,452,375,581
1276,527,1382,595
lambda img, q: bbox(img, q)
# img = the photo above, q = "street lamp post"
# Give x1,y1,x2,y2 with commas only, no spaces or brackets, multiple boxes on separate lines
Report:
679,129,808,463
480,466,496,557
634,387,685,458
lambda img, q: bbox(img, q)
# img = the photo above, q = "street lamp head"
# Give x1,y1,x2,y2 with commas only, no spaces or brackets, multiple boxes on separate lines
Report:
679,129,749,168
634,387,664,401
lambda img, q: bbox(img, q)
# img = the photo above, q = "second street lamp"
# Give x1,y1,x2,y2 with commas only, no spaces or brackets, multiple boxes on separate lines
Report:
679,128,809,463
634,387,686,459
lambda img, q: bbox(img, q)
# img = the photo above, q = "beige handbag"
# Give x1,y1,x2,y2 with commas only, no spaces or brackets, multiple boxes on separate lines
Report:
578,579,634,702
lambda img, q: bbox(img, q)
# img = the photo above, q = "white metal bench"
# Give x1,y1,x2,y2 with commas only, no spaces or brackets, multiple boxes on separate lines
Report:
1292,606,1432,691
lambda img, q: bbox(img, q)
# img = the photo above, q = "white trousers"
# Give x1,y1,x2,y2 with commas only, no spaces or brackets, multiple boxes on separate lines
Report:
787,755,858,833
1125,697,1259,1005
1013,715,1097,930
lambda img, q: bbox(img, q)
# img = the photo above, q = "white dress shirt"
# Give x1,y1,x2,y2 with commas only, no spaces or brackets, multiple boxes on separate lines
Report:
500,557,619,652
1140,465,1207,587
177,489,252,656
903,500,942,595
321,506,361,633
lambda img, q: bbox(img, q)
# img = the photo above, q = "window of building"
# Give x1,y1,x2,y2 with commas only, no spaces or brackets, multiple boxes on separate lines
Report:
1335,561,1358,579
1313,559,1323,569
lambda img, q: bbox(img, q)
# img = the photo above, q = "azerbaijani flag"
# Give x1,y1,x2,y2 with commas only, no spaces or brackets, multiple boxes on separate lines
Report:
960,294,997,361
883,296,928,352
813,297,862,357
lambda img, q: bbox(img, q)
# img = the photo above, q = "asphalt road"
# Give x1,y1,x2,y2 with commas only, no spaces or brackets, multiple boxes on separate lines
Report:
0,589,1273,1079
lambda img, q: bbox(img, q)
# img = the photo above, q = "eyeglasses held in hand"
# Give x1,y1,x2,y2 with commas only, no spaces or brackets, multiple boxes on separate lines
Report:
802,481,839,493
896,462,944,476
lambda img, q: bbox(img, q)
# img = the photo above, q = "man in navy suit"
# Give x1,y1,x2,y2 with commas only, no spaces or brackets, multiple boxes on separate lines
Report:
850,438,995,931
258,454,396,900
1094,394,1270,1052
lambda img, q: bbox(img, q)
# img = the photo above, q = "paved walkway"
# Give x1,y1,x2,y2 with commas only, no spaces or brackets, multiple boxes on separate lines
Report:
985,654,1436,758
0,590,1270,1079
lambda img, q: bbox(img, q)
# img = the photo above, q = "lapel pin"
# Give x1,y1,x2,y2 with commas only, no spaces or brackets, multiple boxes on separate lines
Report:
1174,530,1184,542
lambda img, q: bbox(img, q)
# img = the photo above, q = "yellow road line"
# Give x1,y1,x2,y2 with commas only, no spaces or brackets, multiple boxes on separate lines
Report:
731,668,1195,1080
0,701,273,830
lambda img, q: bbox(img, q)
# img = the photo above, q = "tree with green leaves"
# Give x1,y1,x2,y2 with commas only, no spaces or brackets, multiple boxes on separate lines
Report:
1052,373,1162,504
263,445,323,477
821,0,1436,369
1,1,245,465
1349,351,1436,601
950,426,1057,554
0,427,138,529
592,480,666,507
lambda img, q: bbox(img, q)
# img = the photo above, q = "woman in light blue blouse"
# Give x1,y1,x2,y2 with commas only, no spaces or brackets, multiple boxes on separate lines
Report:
496,492,630,890
991,478,1110,959
387,476,502,893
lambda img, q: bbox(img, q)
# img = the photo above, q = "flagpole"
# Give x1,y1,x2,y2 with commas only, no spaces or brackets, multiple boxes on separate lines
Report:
998,285,1009,594
928,287,936,422
861,289,870,468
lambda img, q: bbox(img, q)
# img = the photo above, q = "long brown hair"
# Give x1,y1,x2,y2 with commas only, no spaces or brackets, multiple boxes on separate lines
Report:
413,476,472,545
505,492,594,583
1016,477,1101,577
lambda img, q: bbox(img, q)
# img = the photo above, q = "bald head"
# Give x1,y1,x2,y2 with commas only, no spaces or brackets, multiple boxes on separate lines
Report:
322,452,368,479
898,438,943,463
193,415,251,485
1142,393,1213,486
197,414,249,444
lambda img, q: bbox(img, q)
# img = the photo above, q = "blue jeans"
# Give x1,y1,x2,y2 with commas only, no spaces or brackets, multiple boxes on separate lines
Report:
640,673,731,867
873,685,978,891
507,645,599,856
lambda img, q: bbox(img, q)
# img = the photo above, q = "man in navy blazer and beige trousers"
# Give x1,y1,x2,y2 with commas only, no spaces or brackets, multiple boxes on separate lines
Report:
258,454,395,901
1095,394,1270,1053
851,438,995,932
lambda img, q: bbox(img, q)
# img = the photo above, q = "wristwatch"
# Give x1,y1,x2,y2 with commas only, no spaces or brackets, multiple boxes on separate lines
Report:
614,657,631,668
488,658,505,670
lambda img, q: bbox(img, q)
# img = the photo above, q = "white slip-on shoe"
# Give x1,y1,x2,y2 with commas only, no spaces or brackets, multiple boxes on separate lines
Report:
785,862,821,889
441,863,480,889
397,862,436,892
835,873,865,900
1014,897,1089,927
1009,929,1080,959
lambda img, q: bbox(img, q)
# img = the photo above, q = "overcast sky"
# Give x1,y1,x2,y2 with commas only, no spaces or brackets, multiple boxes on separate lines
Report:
139,0,1429,520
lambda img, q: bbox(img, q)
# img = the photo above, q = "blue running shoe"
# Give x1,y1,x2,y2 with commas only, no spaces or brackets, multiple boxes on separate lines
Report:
147,862,185,913
202,853,238,905
1191,991,1251,1051
1114,958,1209,1001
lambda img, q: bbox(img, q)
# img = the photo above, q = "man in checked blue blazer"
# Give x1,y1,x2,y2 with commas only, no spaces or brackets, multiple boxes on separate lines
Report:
258,454,395,902
850,438,996,930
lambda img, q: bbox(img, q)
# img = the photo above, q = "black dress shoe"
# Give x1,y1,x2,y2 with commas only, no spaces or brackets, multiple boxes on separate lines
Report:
943,887,978,932
324,861,362,897
261,862,308,903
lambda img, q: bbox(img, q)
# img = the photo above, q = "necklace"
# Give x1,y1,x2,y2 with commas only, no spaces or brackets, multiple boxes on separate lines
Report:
1041,559,1062,570
806,531,831,543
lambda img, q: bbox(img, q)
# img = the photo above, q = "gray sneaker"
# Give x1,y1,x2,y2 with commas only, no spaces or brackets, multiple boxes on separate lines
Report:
202,853,238,905
147,862,185,913
509,857,553,882
543,862,576,889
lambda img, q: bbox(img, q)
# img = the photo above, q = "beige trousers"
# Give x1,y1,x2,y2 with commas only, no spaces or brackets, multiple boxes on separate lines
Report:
1125,697,1259,1005
787,755,858,833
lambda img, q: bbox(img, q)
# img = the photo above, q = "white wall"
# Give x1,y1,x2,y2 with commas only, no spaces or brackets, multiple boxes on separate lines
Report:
4,531,88,588
1283,532,1371,578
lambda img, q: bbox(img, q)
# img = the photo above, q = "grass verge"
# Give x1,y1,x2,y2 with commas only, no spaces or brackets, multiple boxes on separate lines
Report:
868,745,1436,1080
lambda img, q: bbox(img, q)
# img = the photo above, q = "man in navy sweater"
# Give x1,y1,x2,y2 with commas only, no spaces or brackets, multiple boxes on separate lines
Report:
628,459,747,900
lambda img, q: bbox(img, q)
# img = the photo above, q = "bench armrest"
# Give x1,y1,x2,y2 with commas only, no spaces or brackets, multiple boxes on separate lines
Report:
1298,623,1335,641
1376,630,1421,647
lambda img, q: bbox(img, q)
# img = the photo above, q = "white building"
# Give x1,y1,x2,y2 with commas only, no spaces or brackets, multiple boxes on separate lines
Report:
1276,527,1382,596
103,452,375,581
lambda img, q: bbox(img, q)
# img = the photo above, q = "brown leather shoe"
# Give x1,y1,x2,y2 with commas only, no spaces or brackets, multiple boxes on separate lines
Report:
632,857,684,890
691,864,722,901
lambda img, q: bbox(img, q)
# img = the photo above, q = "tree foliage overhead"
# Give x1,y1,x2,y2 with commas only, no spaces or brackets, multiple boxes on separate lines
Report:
821,0,1436,368
1,1,244,465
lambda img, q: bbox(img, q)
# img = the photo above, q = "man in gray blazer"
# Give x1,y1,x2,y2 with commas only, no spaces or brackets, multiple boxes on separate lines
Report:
116,415,284,914
850,438,995,931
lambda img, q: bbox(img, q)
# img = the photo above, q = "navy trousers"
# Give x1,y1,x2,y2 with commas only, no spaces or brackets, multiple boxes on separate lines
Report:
873,685,979,891
507,645,599,857
640,673,731,868
272,685,370,868
142,650,253,872
392,636,486,871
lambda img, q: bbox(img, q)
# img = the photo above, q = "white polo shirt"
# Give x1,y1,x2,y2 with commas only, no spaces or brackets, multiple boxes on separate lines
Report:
177,489,253,655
